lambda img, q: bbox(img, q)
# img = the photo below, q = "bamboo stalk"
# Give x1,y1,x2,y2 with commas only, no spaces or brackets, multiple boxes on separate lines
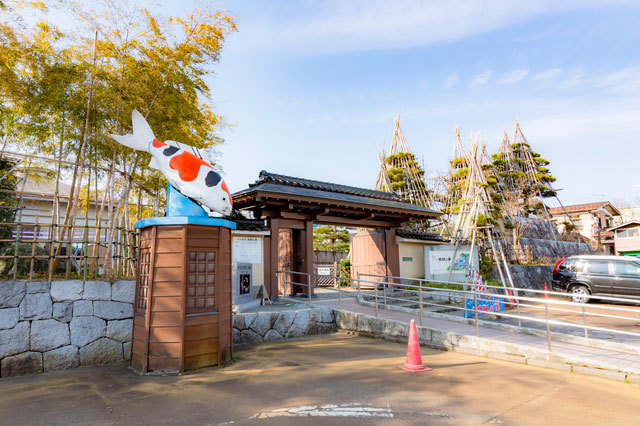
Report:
12,162,30,280
29,215,39,280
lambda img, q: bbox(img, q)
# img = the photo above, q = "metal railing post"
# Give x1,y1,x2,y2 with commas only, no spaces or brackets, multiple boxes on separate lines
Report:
357,272,361,297
308,272,312,300
582,305,589,340
374,283,379,317
419,285,423,326
338,275,342,309
383,278,387,308
545,301,552,352
473,292,479,337
515,288,521,331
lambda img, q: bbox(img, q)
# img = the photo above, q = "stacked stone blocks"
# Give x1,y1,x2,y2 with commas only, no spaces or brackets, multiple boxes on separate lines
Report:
0,280,135,377
233,306,336,346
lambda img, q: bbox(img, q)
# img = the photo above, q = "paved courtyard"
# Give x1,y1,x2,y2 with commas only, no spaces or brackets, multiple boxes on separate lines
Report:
1,333,639,425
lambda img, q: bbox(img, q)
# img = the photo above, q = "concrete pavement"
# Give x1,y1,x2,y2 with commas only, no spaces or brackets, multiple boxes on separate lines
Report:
0,333,639,425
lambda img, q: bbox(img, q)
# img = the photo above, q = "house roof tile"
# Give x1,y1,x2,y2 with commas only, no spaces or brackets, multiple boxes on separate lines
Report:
548,201,620,216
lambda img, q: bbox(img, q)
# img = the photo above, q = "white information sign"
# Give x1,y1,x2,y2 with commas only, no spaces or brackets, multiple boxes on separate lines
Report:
429,250,471,275
317,267,331,276
232,237,262,264
424,245,478,282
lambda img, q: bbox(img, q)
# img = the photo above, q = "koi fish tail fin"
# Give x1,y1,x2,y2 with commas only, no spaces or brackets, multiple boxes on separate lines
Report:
109,109,155,152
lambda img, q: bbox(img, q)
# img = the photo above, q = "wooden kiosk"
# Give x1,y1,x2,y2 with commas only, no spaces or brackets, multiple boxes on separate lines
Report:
131,216,236,373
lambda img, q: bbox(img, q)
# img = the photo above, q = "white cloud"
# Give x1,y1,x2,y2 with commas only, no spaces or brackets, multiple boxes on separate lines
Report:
501,69,529,84
471,71,492,87
533,68,563,81
237,0,637,53
444,73,459,88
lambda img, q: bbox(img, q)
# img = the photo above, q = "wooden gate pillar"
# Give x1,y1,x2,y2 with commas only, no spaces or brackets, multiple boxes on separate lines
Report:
385,228,400,278
268,218,280,298
300,220,314,297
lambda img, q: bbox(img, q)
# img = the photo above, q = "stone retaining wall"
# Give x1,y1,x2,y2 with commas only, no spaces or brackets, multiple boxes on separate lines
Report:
518,237,593,259
0,280,135,377
233,306,336,346
502,265,553,290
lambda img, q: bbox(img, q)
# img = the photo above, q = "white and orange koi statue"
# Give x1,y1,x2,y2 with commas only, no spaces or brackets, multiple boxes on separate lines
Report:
110,110,233,216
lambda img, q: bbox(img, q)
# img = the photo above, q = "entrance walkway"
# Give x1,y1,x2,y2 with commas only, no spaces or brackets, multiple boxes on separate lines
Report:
2,334,639,425
304,290,640,381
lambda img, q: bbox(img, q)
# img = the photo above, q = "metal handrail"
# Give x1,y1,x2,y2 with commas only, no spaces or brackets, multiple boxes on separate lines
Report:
276,270,640,353
360,271,640,308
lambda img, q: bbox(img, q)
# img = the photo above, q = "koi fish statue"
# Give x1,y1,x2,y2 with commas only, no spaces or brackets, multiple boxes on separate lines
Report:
110,110,233,216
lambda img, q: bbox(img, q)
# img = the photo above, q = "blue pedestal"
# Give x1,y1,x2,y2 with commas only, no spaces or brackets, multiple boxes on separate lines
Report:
166,184,208,217
135,185,236,230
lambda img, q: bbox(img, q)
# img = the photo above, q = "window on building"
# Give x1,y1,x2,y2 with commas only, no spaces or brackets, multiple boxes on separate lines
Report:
136,249,151,313
617,228,640,238
187,250,216,313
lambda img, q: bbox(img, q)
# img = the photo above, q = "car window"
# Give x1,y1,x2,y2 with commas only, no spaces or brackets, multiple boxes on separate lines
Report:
572,261,585,273
613,262,640,277
559,259,573,270
585,260,610,274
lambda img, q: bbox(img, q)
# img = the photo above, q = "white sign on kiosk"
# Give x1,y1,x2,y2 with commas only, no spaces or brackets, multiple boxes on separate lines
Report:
232,237,262,264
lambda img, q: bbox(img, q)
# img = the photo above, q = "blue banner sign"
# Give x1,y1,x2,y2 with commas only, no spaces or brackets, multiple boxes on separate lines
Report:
464,296,505,318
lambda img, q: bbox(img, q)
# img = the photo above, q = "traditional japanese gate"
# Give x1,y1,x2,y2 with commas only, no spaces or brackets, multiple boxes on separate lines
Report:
233,171,441,298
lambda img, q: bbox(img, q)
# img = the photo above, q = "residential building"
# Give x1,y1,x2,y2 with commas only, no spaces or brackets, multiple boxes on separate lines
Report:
548,201,621,253
609,221,640,256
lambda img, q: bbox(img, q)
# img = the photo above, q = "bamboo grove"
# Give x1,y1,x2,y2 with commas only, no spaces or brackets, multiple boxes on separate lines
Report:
0,1,236,279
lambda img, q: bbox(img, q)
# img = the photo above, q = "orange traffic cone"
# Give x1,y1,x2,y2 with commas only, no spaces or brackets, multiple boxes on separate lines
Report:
400,319,432,372
506,288,515,307
543,282,549,299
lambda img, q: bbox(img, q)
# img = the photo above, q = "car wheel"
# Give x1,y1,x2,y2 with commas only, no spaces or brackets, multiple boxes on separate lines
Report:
569,285,590,304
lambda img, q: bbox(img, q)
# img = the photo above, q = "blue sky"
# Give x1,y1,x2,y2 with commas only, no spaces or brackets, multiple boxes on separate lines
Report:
177,1,640,206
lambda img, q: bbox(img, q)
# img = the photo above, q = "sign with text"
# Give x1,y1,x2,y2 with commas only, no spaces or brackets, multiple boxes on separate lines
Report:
464,296,505,318
424,245,478,282
232,237,262,264
317,267,331,276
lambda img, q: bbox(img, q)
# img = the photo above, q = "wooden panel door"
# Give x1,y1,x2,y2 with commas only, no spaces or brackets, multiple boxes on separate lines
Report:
350,229,387,287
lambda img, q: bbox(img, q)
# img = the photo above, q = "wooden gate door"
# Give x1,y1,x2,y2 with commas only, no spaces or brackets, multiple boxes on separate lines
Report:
277,228,293,295
350,229,387,287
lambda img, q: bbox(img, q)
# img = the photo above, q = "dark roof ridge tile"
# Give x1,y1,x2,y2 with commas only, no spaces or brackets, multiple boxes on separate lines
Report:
253,170,403,202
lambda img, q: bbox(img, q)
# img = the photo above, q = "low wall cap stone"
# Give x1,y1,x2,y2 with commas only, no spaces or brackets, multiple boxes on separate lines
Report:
83,281,111,301
0,281,26,308
111,281,135,303
50,280,84,302
26,281,50,294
